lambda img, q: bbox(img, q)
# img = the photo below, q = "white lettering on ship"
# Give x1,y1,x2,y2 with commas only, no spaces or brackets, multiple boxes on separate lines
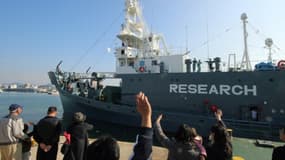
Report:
169,84,257,96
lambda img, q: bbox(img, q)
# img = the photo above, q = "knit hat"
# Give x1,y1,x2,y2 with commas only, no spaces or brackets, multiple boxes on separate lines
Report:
73,112,86,123
9,104,23,112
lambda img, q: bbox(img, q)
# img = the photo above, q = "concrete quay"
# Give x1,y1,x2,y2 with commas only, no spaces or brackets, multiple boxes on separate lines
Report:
30,136,168,160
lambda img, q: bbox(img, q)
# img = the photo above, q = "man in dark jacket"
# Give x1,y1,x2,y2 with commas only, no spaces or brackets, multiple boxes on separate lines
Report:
272,127,285,160
34,106,62,160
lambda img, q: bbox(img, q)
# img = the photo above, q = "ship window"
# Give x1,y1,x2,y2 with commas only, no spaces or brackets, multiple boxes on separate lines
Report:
269,78,274,82
129,78,134,82
272,109,276,114
250,106,259,121
138,78,142,82
152,60,157,65
128,61,134,67
121,49,125,55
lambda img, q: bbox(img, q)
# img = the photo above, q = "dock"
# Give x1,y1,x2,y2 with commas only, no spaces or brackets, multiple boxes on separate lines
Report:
30,136,168,160
28,136,283,160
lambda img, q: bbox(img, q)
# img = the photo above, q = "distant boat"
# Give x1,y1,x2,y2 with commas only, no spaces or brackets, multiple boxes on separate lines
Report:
3,88,36,93
0,89,3,93
48,90,59,96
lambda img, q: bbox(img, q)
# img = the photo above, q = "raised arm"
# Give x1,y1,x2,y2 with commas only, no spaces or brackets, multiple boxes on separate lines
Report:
154,114,173,148
130,92,153,160
215,109,226,128
136,92,152,128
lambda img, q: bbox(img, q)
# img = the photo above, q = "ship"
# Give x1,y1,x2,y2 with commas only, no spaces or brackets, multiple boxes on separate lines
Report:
3,88,37,93
2,83,37,93
48,0,285,140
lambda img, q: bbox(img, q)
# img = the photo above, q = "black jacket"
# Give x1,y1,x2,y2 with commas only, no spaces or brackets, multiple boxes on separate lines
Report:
272,145,285,160
66,122,93,160
206,143,232,160
22,132,34,153
34,116,62,145
206,120,232,160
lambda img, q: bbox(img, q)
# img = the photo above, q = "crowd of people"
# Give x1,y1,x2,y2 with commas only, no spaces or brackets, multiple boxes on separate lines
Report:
0,92,284,160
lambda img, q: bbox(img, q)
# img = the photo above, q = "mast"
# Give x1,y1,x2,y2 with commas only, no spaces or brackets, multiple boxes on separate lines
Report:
265,38,273,63
117,0,147,45
240,13,252,71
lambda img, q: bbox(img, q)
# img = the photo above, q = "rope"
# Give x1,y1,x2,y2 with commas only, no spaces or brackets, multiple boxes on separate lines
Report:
189,23,238,53
69,10,124,71
248,22,285,55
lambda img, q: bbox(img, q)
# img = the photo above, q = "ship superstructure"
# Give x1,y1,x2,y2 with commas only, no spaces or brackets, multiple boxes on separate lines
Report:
115,0,188,74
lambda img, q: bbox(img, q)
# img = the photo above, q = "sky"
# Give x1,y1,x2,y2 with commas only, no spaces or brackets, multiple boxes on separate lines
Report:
0,0,285,84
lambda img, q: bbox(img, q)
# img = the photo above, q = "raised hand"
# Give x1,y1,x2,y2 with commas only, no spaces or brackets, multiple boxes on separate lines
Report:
215,109,223,121
156,114,163,123
136,92,152,128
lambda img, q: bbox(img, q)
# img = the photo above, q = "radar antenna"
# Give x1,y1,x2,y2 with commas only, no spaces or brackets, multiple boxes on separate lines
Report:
265,38,273,63
240,13,252,71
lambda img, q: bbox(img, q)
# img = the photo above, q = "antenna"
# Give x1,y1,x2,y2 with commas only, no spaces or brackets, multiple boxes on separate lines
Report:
240,13,252,71
265,38,273,63
185,25,189,53
86,67,91,74
206,16,210,59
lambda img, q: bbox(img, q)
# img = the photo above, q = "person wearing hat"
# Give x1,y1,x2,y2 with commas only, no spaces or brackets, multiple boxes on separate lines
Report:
33,106,62,160
64,112,93,160
0,104,25,160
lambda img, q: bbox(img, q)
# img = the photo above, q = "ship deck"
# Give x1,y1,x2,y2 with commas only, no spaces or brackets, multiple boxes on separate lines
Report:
232,137,283,160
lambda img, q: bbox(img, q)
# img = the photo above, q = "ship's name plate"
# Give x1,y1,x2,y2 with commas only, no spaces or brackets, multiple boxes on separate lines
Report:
169,84,257,96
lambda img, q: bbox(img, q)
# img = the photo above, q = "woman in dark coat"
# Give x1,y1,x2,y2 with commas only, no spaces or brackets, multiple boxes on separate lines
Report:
65,112,93,160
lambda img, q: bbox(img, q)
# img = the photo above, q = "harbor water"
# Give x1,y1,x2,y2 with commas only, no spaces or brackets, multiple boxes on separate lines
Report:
0,92,138,141
0,92,63,122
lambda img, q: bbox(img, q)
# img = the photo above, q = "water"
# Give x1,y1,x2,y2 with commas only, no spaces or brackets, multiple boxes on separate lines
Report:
0,92,138,141
0,92,63,123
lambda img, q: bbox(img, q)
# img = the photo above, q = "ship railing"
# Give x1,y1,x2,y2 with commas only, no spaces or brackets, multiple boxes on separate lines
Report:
54,71,116,80
223,118,276,140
